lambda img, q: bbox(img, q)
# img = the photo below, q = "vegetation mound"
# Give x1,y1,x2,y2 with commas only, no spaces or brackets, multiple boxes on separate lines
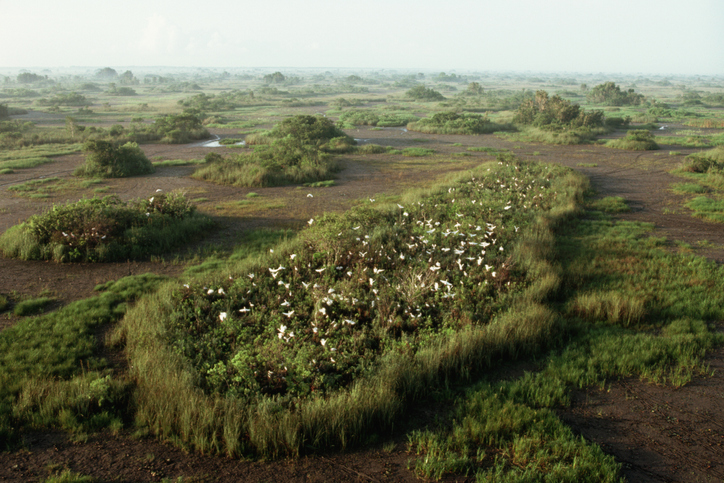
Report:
74,140,154,178
606,130,659,151
407,111,512,135
0,193,214,262
515,90,604,130
405,85,445,101
338,109,419,127
122,155,589,458
193,115,351,187
680,146,724,173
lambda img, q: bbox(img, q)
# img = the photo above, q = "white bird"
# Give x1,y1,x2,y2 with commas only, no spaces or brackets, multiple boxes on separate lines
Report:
283,310,294,318
219,312,227,321
307,193,313,197
308,218,314,225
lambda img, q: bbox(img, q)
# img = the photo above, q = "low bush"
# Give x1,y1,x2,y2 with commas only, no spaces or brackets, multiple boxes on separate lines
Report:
606,130,659,151
193,137,340,187
74,140,154,178
0,193,214,262
680,147,724,173
407,111,512,135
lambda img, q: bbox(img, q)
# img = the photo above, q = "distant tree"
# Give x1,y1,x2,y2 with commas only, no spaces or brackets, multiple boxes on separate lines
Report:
0,104,8,119
119,70,138,85
405,85,445,101
580,83,588,92
95,67,119,80
263,72,286,84
587,82,644,106
17,72,46,84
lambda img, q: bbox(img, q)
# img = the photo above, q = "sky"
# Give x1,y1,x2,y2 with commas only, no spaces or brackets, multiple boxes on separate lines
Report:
1,0,722,76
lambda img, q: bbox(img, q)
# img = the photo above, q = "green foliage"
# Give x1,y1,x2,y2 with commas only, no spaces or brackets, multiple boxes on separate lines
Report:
17,72,48,84
106,83,137,96
515,90,605,129
75,140,154,178
269,115,350,145
606,130,659,151
686,196,724,223
405,85,445,101
680,147,724,173
338,109,419,127
193,137,339,187
36,92,90,107
672,183,706,194
587,82,645,106
0,193,214,262
407,111,512,135
152,111,210,143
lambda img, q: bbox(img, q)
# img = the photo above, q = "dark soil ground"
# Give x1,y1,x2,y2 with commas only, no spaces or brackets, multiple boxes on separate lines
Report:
2,125,723,482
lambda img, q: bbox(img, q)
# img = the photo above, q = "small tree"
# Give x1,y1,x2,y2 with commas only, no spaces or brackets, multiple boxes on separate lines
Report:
75,140,154,178
587,82,644,106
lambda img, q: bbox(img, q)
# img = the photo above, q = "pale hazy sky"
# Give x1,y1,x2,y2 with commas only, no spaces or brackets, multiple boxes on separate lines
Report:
1,0,722,75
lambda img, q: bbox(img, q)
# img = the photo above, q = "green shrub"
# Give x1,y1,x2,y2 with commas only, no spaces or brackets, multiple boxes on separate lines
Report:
405,85,445,101
193,137,339,187
407,111,512,135
269,115,350,145
606,130,659,151
0,193,213,262
74,140,154,178
515,90,605,129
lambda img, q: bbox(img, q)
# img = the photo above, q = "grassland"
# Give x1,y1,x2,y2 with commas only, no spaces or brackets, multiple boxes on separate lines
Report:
2,68,724,481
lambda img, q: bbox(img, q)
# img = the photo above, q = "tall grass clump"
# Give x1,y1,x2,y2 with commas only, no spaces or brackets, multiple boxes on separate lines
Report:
74,140,154,178
0,192,214,262
606,130,659,150
122,155,589,458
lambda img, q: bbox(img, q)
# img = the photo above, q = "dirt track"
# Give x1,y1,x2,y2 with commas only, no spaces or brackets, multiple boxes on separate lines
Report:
1,127,724,482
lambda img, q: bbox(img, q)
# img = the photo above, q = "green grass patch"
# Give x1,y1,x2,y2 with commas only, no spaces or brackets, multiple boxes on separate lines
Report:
13,297,56,316
686,196,724,223
407,111,513,135
502,127,602,145
466,146,508,154
0,274,167,447
151,158,206,167
0,144,82,171
672,182,706,194
606,130,659,151
588,196,631,213
303,180,335,187
577,162,598,167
